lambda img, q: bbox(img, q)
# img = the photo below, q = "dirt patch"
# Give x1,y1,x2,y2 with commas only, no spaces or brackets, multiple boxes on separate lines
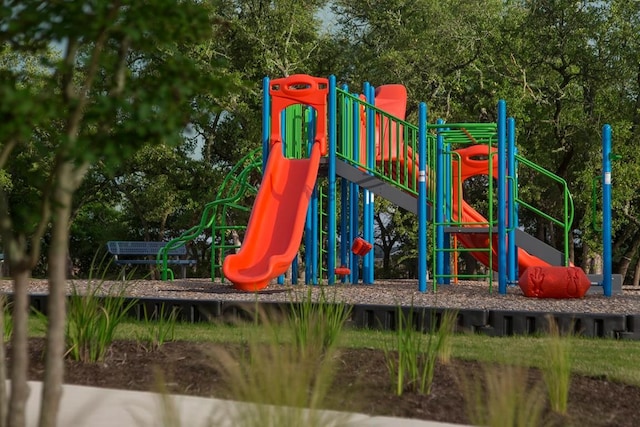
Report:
12,338,640,426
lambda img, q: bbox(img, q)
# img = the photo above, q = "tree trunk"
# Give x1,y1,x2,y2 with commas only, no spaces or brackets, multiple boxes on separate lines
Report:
618,234,640,282
568,232,575,265
0,296,6,427
634,258,640,287
580,241,591,271
8,267,31,427
231,229,242,253
159,214,168,241
382,247,391,276
38,163,76,427
591,253,603,275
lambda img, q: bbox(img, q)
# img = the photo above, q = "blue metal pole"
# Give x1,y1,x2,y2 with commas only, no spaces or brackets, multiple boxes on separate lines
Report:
311,186,319,285
328,75,337,284
435,120,445,285
262,77,270,171
418,103,428,292
497,100,507,294
310,102,319,285
368,84,376,284
349,90,360,284
602,124,612,297
507,117,517,284
292,256,298,285
363,83,374,284
261,77,273,283
277,104,287,284
304,107,316,284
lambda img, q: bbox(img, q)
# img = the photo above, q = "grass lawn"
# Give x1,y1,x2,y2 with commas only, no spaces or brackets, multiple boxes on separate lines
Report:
28,317,640,387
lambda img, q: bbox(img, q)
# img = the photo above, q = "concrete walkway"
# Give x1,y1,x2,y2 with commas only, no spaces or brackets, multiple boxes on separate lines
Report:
19,381,469,427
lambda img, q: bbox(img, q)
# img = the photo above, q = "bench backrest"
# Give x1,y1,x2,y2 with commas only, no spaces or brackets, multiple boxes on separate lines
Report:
106,241,187,257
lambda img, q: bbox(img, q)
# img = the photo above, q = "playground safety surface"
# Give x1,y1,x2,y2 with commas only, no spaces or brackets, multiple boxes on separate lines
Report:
8,278,640,338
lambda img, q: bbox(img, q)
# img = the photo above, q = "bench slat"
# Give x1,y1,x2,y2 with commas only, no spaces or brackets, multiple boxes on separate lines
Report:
113,260,196,265
107,241,187,256
106,241,195,280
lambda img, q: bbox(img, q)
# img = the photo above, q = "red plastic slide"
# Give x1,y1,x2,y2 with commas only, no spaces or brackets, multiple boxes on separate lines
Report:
223,74,328,292
449,144,550,274
453,199,550,274
222,143,321,292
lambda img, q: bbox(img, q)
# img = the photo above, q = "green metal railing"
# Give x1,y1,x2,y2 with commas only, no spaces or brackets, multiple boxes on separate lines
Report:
283,103,313,159
335,88,425,198
319,183,328,281
515,154,574,266
429,124,498,288
426,121,574,285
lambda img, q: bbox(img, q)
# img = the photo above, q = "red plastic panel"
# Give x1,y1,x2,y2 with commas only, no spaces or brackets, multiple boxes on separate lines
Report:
269,74,329,155
335,266,351,276
351,237,373,256
518,266,591,298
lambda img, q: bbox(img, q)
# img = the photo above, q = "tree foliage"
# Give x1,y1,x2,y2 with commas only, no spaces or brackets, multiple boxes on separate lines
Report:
0,1,233,426
3,9,640,427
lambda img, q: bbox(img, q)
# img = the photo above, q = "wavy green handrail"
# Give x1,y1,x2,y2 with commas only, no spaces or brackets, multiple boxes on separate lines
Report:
158,148,262,280
515,154,574,266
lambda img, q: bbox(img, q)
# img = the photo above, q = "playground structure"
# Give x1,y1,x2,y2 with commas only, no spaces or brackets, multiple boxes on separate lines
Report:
161,74,617,297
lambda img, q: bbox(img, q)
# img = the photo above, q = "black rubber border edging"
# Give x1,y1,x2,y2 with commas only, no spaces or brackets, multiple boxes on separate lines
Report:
15,293,637,340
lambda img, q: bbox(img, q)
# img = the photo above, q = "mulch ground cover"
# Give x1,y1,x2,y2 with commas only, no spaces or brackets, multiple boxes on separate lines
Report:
14,338,640,426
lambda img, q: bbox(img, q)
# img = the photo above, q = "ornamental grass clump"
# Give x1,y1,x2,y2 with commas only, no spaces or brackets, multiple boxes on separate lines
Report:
136,303,179,351
462,363,546,427
383,305,457,396
2,298,12,342
542,316,572,414
288,286,352,353
213,307,349,427
66,256,137,362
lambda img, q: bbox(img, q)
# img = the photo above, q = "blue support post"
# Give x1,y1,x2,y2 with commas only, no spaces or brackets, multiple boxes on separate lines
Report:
277,103,287,284
262,77,270,171
602,124,612,297
368,85,376,284
363,83,375,284
435,120,445,285
507,117,517,284
311,186,319,285
292,256,298,284
328,75,337,284
304,106,316,284
418,103,428,292
497,100,507,294
309,102,319,285
349,90,360,284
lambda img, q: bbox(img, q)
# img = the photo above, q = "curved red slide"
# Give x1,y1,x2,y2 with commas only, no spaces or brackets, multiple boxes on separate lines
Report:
222,142,321,291
453,199,550,275
449,145,549,275
369,90,550,275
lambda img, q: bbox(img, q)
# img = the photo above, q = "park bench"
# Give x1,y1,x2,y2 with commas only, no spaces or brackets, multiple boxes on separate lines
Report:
106,241,195,280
